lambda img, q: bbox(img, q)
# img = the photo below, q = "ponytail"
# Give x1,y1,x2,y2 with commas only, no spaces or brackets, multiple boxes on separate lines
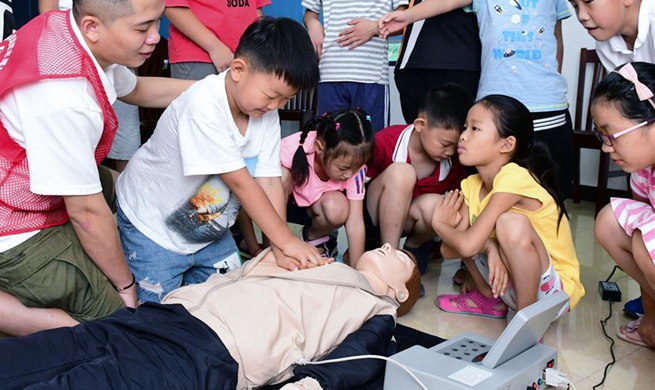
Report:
518,141,568,227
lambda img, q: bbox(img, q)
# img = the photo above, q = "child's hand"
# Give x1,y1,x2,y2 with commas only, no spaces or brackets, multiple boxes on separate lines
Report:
338,19,378,49
208,42,234,73
305,18,324,60
432,190,464,228
486,245,508,299
277,237,332,270
378,10,411,39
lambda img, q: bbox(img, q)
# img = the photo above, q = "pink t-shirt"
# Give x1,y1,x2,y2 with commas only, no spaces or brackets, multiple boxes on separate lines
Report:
280,132,366,207
166,0,271,64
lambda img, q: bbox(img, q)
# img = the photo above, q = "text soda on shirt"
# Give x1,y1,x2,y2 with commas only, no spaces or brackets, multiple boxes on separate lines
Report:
227,0,251,7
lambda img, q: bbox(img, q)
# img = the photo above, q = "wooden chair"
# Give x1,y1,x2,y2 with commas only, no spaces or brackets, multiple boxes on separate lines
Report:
135,38,171,144
572,48,630,215
279,87,318,131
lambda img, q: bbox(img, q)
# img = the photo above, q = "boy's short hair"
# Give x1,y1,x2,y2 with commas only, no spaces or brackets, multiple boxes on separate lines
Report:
418,84,473,131
235,17,319,91
73,0,135,25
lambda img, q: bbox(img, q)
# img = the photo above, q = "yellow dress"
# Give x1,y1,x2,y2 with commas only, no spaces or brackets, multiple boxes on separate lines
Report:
461,163,585,309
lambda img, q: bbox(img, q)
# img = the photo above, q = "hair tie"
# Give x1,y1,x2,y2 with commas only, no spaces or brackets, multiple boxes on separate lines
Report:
335,123,341,131
322,112,329,117
615,63,655,111
366,115,372,122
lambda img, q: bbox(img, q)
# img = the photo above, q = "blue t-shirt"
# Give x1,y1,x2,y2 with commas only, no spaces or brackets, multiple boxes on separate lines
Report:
470,0,570,112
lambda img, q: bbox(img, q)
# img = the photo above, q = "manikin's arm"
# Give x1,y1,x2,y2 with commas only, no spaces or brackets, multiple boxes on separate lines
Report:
63,193,137,307
119,77,194,108
164,6,234,72
379,0,472,38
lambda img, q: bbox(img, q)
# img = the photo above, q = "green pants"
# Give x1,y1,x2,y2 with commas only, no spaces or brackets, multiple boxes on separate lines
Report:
0,165,124,322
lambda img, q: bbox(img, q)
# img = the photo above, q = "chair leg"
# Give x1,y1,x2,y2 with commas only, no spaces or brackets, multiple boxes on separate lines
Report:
572,146,581,203
595,153,610,216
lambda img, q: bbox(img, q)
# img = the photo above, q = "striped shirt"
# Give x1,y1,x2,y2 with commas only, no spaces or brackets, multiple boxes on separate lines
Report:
302,0,408,85
610,166,655,263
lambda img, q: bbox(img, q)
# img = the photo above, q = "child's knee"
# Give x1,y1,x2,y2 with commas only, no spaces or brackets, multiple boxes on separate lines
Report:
496,213,532,248
383,163,417,190
321,192,349,225
594,204,622,245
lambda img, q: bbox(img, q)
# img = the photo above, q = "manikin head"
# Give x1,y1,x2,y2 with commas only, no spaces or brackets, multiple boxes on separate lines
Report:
356,244,421,317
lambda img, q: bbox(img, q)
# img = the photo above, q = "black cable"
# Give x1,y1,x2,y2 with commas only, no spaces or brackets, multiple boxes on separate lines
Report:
604,265,620,282
593,267,621,390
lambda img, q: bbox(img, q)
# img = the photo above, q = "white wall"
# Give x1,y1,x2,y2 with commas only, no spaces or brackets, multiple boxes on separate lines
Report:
388,12,620,188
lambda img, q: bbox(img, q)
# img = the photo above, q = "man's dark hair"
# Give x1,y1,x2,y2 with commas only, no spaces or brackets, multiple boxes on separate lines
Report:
235,16,319,91
72,0,135,25
418,84,473,130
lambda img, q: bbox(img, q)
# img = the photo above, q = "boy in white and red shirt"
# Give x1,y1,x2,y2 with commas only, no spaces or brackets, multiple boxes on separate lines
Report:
365,85,471,276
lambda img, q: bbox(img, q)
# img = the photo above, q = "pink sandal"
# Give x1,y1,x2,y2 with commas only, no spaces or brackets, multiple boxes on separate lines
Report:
436,290,508,318
617,318,652,347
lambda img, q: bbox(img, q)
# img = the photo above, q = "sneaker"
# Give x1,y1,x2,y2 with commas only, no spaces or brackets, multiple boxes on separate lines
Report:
404,241,434,275
302,225,338,258
624,296,644,319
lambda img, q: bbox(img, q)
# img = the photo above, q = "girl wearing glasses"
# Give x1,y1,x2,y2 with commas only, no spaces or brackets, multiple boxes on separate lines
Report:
592,62,655,348
429,95,584,320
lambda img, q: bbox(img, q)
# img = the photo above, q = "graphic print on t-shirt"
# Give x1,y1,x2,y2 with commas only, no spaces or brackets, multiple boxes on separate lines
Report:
488,0,555,74
165,175,241,243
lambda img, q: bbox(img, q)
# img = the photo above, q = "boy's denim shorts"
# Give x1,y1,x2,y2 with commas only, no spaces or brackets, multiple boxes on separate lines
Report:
116,201,240,303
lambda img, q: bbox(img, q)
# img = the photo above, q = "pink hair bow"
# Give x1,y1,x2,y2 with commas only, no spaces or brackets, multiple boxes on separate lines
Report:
616,63,655,111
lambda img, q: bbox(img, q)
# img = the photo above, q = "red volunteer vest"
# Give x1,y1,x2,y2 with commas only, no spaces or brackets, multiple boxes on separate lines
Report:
0,10,118,236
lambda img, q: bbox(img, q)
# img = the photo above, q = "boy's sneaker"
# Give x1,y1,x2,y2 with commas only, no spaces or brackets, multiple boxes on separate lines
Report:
403,241,434,275
624,296,644,319
301,225,338,258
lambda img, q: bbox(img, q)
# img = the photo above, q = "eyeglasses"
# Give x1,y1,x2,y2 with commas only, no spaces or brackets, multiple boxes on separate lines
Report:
592,118,655,147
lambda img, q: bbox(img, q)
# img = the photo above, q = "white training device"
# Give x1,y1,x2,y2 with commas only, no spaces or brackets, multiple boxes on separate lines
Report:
383,292,569,390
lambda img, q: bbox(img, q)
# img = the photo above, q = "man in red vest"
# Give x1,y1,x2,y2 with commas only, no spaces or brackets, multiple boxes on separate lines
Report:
0,0,193,336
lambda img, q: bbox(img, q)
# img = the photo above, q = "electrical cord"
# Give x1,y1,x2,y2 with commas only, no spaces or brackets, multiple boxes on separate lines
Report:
544,367,578,390
592,266,621,389
294,355,428,390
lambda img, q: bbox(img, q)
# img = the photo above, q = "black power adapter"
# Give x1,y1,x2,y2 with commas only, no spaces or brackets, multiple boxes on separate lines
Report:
598,281,622,302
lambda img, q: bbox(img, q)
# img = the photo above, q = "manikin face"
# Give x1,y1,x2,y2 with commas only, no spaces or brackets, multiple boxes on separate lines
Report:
457,104,507,167
568,0,633,42
356,244,414,302
591,101,655,173
84,0,164,69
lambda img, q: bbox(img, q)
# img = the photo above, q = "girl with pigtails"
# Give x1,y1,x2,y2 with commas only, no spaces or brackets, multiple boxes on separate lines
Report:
279,109,374,264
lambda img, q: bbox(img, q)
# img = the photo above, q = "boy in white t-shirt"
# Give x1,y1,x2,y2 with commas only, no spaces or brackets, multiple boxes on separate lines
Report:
569,0,655,71
116,17,323,302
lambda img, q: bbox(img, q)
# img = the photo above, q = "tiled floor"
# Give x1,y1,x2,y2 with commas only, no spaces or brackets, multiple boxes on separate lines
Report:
395,201,654,389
